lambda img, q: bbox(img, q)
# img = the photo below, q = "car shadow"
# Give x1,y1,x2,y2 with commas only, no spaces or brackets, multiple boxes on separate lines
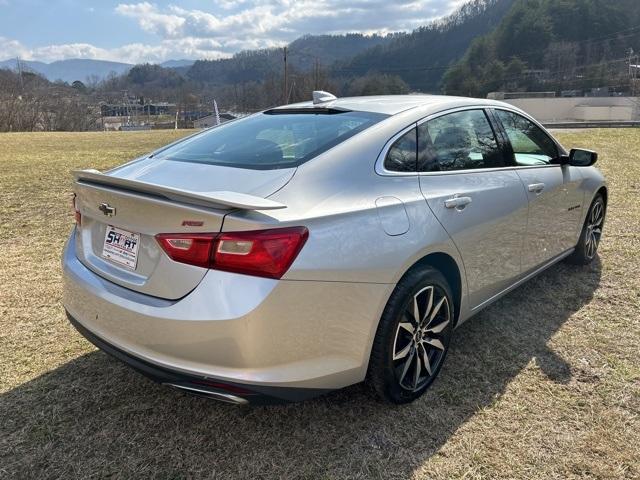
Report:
0,259,601,478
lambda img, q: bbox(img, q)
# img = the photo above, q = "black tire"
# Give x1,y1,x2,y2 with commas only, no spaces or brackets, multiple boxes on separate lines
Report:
566,194,605,265
367,265,454,404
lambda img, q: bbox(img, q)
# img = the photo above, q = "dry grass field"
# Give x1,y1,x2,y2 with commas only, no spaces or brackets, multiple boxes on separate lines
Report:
0,129,638,479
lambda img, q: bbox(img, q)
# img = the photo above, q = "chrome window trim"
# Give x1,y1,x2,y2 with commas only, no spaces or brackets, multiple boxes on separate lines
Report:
417,163,561,177
375,104,565,177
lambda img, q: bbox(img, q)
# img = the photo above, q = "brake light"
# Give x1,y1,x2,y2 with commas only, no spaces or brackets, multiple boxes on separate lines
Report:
71,193,81,225
155,227,308,279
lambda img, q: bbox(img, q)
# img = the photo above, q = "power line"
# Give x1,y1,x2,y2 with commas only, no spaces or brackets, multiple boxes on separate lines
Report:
498,57,632,84
332,27,640,77
578,24,640,45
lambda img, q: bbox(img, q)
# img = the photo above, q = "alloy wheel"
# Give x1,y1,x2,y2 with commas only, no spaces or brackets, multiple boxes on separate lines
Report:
392,285,451,391
585,199,604,260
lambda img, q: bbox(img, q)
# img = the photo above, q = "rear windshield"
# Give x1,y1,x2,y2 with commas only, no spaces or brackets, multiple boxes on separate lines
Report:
153,110,388,170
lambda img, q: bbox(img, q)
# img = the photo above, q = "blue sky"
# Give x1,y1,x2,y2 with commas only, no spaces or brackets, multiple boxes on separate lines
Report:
0,0,465,64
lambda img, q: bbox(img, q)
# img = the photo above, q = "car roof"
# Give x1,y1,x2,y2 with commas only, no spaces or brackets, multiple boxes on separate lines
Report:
277,94,511,116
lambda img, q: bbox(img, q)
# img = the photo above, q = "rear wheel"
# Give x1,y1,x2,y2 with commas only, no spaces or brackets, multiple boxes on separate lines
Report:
367,266,454,404
567,194,605,265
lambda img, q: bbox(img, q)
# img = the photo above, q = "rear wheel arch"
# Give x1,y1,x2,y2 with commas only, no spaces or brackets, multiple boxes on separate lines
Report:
397,252,463,326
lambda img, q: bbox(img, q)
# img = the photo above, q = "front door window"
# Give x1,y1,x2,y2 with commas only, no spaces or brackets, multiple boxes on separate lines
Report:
494,109,558,166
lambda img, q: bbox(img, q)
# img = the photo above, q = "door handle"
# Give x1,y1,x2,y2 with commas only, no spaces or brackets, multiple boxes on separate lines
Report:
444,196,472,209
528,183,545,193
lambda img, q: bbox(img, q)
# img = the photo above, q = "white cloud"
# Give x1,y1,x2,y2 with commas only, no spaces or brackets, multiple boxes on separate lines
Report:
114,0,464,54
116,2,186,38
1,0,464,64
0,36,231,64
0,36,29,59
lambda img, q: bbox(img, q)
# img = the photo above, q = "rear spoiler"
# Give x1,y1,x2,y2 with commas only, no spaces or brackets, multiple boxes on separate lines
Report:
73,169,286,211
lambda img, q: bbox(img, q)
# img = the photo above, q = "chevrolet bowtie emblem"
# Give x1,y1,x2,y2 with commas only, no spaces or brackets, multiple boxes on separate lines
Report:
98,203,116,217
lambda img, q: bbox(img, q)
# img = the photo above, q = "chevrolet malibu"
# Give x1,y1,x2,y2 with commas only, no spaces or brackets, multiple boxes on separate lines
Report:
63,93,607,405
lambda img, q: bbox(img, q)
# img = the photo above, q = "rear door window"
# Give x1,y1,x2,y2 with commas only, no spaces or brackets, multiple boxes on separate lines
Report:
418,109,507,172
153,110,387,170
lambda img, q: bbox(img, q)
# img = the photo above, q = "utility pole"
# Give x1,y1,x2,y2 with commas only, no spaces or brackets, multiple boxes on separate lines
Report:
283,47,288,104
631,54,640,97
214,99,220,126
16,57,24,92
628,49,638,97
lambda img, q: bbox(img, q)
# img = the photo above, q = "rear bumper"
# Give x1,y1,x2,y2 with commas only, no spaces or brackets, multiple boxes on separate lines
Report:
67,312,322,404
62,230,392,397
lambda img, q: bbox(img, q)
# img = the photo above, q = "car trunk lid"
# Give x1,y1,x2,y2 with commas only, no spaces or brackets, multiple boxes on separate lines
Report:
72,161,292,300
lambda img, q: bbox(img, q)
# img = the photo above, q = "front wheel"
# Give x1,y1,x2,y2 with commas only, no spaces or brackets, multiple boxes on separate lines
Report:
567,194,605,265
367,266,454,404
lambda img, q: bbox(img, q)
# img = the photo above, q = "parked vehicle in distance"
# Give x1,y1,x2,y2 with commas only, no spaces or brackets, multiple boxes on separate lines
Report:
63,93,607,405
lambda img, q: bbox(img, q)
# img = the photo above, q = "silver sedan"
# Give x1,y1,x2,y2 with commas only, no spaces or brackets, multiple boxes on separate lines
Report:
63,93,607,405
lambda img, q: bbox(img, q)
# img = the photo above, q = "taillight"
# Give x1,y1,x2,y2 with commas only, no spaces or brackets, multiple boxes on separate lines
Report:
71,193,81,225
214,227,309,279
156,233,217,268
155,227,308,279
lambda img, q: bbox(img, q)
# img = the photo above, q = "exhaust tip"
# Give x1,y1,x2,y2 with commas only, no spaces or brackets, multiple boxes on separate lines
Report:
164,383,249,405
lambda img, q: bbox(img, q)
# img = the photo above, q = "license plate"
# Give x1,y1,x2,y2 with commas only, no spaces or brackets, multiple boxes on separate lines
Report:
102,225,140,269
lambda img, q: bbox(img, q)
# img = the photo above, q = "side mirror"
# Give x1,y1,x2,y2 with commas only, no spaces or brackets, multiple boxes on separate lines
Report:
569,148,598,167
550,148,598,166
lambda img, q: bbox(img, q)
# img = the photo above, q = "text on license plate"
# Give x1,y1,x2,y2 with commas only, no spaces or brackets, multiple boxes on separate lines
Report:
102,225,140,269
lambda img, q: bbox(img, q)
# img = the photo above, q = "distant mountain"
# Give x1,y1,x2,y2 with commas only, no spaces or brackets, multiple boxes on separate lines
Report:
0,0,516,89
0,58,195,83
0,58,132,83
287,34,393,69
187,33,395,85
185,1,514,91
334,0,516,92
160,59,195,68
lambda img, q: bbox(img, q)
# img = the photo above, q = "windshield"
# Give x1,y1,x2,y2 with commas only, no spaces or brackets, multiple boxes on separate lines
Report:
153,110,388,170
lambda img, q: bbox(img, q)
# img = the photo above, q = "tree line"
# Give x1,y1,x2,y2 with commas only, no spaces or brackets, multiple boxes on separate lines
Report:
3,0,640,131
443,0,640,96
0,61,412,132
0,69,99,132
